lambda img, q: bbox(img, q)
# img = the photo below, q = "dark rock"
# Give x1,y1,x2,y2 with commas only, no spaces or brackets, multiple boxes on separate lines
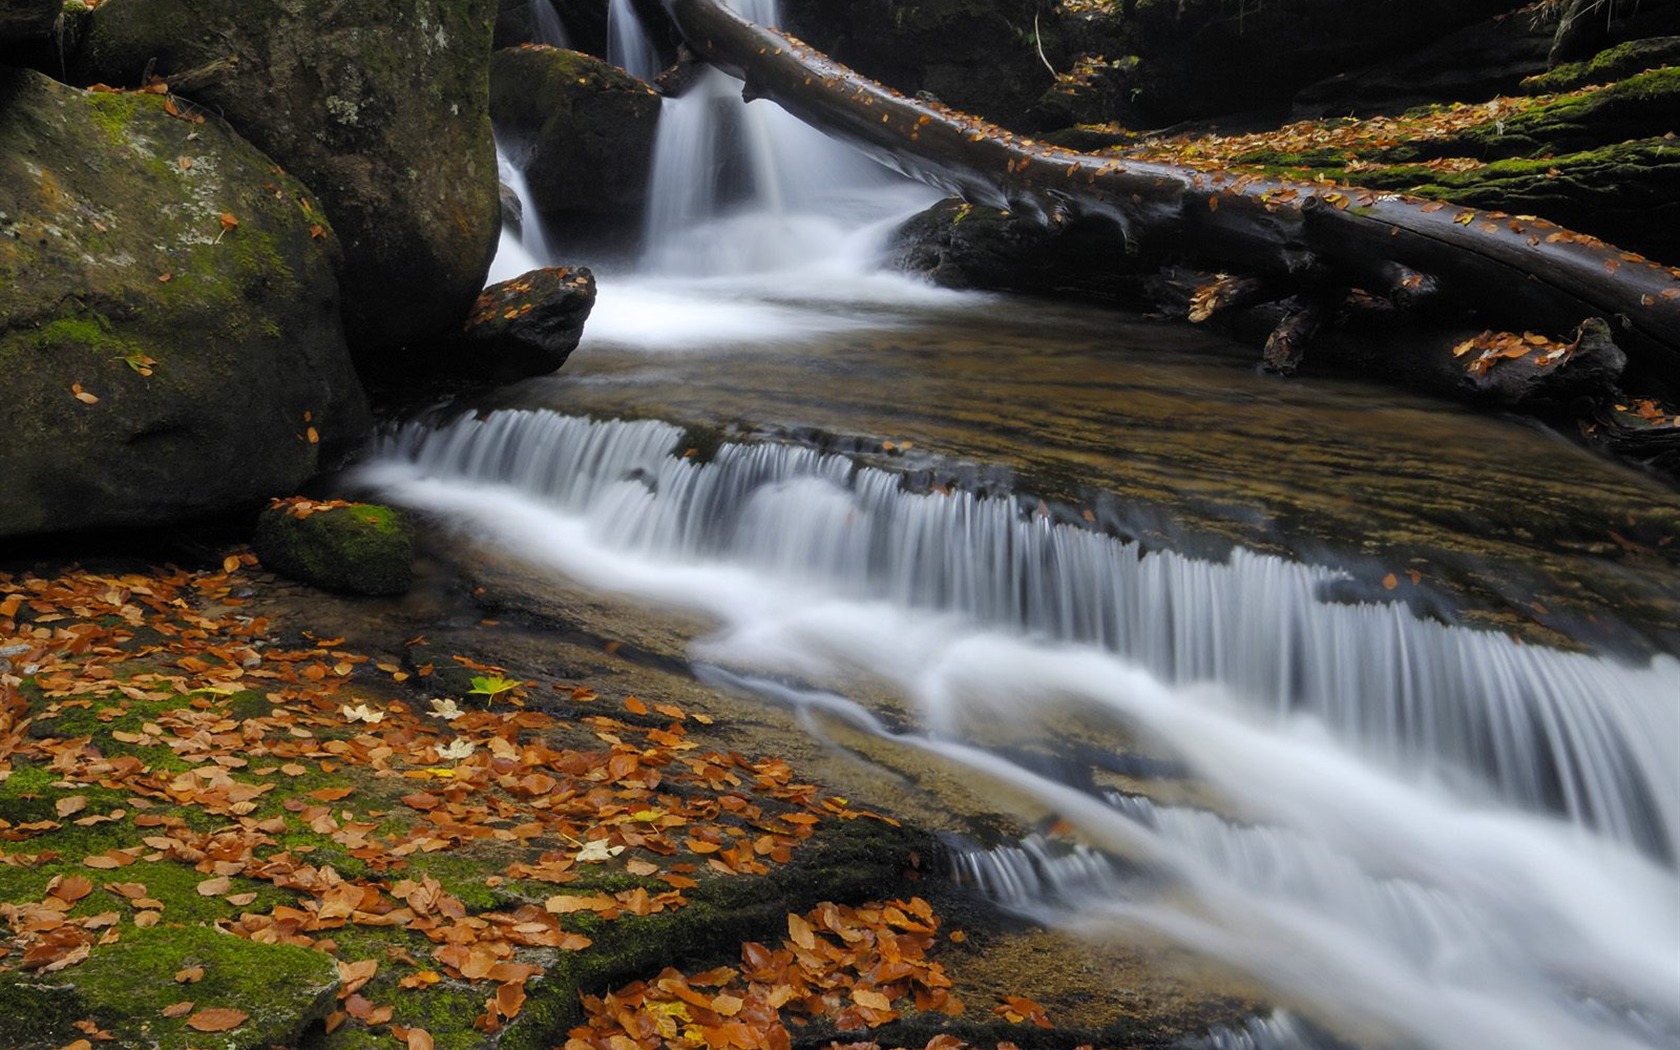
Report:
0,0,58,42
781,0,1052,128
449,265,597,381
0,68,368,541
496,0,610,55
491,45,660,246
1293,14,1555,118
253,501,416,596
70,0,501,358
1064,0,1524,126
1464,317,1627,410
499,180,525,239
890,198,1144,304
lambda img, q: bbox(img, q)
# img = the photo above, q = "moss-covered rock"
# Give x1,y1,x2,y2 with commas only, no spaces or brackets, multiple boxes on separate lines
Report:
491,45,661,246
1445,65,1680,159
253,501,416,596
0,924,340,1050
0,68,368,541
70,0,502,358
1360,137,1680,265
1523,35,1680,93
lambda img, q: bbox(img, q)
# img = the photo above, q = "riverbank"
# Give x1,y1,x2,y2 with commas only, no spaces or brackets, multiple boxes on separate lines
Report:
0,523,1268,1050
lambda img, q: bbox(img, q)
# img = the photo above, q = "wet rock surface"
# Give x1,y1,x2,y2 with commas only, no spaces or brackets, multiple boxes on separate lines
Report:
491,45,661,248
409,265,598,384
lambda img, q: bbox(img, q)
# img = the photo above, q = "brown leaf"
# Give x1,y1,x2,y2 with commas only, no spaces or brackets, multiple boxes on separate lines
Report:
196,875,231,896
49,874,94,903
175,965,205,983
787,912,817,950
55,796,89,818
186,1007,249,1032
162,1001,195,1018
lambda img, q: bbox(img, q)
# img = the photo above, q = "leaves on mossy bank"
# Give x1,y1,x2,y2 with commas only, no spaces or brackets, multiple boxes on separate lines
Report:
567,897,967,1050
0,558,893,1040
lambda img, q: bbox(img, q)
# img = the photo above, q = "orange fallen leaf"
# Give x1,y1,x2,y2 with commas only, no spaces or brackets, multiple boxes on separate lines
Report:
186,1007,248,1032
162,1001,195,1018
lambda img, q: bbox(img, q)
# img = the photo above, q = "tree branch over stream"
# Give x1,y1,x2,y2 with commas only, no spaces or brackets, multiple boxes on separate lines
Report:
658,0,1680,393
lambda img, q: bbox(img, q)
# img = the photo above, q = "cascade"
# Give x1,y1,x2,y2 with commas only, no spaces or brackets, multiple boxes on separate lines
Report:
359,407,1680,1050
532,0,569,48
607,0,661,81
369,410,1680,859
439,5,1680,1046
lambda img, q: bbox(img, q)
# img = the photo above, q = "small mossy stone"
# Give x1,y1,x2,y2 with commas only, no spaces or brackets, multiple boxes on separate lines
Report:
0,923,339,1050
253,502,416,596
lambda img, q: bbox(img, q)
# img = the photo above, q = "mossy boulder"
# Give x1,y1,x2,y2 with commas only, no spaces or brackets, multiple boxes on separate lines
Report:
253,501,416,596
491,45,661,246
1361,137,1680,265
0,924,340,1050
0,68,368,541
0,0,58,43
70,0,502,358
1523,35,1680,93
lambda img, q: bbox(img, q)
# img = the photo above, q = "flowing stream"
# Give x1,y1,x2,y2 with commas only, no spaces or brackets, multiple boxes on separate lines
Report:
379,3,1680,1047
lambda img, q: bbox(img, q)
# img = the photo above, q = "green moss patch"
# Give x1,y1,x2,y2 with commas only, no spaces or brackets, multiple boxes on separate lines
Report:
253,501,416,596
0,924,338,1050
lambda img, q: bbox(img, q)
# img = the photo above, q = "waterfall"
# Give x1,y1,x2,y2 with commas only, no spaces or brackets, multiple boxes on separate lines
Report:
623,0,934,277
532,0,569,48
359,408,1680,1050
607,0,661,81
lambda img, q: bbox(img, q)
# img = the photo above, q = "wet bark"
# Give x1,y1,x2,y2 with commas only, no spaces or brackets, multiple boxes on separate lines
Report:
657,0,1680,394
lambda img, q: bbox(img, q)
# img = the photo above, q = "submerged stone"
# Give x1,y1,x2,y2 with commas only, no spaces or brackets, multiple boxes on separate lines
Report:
0,68,368,540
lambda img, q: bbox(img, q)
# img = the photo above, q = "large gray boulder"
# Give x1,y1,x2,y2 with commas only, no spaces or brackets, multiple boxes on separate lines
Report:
70,0,501,358
0,68,369,539
491,45,660,246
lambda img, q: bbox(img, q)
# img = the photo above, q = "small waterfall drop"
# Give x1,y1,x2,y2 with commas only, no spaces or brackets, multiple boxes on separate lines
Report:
532,0,569,48
607,0,661,81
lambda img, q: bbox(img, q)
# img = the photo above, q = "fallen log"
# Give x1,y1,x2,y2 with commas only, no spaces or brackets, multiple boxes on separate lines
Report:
658,0,1680,394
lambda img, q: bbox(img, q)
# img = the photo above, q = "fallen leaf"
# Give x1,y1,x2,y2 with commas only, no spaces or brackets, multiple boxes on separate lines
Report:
186,1007,248,1032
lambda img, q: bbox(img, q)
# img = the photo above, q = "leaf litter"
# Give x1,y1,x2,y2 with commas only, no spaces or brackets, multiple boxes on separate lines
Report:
0,556,1001,1046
